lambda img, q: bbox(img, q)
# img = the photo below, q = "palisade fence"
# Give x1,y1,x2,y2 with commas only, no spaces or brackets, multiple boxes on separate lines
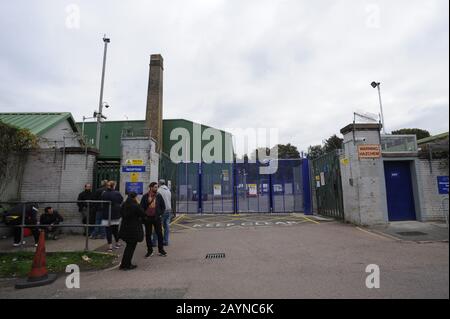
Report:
311,150,344,219
174,159,312,214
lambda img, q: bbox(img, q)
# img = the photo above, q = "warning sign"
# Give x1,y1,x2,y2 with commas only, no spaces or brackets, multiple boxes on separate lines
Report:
131,173,139,182
358,144,381,159
213,184,222,196
125,159,144,166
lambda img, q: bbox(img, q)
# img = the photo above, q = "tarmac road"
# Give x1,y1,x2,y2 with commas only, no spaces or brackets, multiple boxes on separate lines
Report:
0,214,448,299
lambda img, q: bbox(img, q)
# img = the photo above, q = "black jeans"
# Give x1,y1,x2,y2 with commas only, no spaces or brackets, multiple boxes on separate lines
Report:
41,225,61,238
106,225,119,245
143,217,163,253
121,241,137,268
13,226,39,244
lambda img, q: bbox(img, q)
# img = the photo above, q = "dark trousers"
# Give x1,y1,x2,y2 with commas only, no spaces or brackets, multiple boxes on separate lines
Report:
106,225,119,245
87,210,96,235
121,241,137,268
143,217,163,253
13,227,39,244
40,224,61,237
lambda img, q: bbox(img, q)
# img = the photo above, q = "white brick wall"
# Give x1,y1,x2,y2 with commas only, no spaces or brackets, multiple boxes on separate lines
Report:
19,149,96,234
418,159,449,221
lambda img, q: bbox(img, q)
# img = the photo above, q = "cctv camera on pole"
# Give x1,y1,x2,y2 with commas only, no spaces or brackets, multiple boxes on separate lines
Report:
95,35,110,150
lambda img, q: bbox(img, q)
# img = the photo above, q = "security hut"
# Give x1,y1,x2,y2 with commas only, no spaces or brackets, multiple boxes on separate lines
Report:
0,112,98,235
338,123,449,226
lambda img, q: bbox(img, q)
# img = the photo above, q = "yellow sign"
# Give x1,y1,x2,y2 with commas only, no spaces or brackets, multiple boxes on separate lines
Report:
340,158,350,165
358,144,381,159
125,159,144,166
131,173,139,182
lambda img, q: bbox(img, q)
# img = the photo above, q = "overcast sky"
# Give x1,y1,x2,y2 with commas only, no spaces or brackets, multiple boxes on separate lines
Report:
0,0,448,152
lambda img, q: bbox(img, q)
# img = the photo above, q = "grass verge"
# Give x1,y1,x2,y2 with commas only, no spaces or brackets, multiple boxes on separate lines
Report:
0,251,118,278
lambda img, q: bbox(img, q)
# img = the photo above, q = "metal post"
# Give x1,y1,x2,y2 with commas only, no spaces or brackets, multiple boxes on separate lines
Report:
62,136,66,170
85,202,89,251
85,138,88,170
20,204,26,247
108,201,112,226
429,145,433,174
377,84,387,134
221,172,224,213
82,116,86,137
211,172,214,212
95,36,110,150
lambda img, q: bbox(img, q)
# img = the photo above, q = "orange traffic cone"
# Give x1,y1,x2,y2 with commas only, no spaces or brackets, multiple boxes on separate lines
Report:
15,230,57,289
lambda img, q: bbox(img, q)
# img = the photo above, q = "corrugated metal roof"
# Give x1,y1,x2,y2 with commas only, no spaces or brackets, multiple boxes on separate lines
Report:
0,112,76,136
417,132,449,145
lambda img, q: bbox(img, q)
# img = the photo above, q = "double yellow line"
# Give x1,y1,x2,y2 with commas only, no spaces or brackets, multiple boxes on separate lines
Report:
170,214,185,226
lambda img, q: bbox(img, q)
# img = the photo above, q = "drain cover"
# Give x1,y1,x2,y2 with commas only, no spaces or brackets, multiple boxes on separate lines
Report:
205,253,225,259
396,231,427,236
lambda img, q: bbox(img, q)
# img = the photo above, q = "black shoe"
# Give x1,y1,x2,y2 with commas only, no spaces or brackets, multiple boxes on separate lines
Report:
119,264,137,271
145,251,154,258
158,250,167,257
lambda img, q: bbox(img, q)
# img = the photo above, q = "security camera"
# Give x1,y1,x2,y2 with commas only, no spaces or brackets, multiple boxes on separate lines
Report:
355,137,366,142
104,103,110,108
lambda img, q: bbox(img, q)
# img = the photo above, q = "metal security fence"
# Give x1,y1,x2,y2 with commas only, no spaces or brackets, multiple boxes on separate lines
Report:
312,150,344,219
175,159,312,214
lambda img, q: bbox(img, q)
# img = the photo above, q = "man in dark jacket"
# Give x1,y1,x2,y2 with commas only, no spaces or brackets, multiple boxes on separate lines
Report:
39,207,64,240
140,182,167,258
101,181,123,252
119,192,146,270
77,183,95,236
5,203,40,247
90,180,108,239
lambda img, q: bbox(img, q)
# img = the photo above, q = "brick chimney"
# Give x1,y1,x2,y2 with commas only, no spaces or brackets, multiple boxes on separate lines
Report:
145,54,164,153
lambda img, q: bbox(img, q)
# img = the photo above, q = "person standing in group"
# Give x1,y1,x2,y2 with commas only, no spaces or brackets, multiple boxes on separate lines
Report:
90,180,108,239
77,183,95,236
118,192,146,270
5,203,40,247
140,182,167,257
157,179,172,246
101,181,123,252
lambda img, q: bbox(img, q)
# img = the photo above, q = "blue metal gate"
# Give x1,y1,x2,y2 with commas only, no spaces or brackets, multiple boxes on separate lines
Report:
175,159,312,214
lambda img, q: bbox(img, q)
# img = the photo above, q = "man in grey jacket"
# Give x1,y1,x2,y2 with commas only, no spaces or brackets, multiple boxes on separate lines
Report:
157,179,172,246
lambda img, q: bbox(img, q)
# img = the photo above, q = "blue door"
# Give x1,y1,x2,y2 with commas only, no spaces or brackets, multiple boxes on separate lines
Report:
384,161,416,221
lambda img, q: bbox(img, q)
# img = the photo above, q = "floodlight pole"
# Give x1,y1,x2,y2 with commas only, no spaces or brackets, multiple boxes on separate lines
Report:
372,82,387,134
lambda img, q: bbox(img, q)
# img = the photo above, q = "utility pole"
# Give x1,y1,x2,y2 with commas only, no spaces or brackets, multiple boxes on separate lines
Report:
95,35,110,149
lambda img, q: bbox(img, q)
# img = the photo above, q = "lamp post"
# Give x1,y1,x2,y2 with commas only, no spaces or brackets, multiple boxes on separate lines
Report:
371,81,387,134
95,35,110,150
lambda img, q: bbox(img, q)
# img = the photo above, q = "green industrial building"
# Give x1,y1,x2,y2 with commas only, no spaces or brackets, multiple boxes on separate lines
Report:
79,119,233,162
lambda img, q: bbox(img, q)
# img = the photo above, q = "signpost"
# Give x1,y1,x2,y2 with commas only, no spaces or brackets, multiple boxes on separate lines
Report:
125,182,144,195
122,166,146,173
437,176,449,195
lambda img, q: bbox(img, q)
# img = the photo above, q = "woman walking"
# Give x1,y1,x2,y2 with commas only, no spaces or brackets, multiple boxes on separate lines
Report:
118,192,146,270
101,181,123,252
